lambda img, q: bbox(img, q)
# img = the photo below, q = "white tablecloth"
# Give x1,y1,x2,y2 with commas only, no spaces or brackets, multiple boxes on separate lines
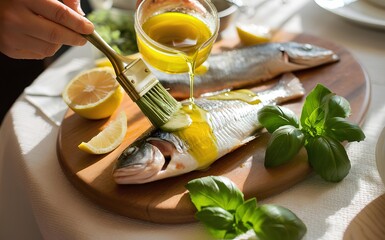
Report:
1,0,385,239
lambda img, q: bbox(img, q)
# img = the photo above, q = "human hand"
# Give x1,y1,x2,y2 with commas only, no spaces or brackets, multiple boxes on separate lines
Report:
0,0,94,59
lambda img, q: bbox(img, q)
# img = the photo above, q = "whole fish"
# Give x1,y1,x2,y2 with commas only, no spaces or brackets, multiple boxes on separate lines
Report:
113,73,305,184
152,42,338,99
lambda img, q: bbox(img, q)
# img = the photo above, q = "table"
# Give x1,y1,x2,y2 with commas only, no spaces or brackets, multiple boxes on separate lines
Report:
1,0,385,239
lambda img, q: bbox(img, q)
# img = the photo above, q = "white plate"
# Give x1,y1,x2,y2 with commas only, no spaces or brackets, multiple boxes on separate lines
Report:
314,0,385,30
376,127,385,186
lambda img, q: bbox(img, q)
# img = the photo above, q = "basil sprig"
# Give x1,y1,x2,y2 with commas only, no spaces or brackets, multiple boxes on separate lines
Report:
186,176,307,240
258,84,365,182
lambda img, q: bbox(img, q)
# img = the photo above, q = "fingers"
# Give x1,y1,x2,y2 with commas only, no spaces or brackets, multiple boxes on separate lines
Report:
21,13,88,46
5,49,46,60
1,32,62,59
5,44,62,60
0,0,91,59
28,0,94,35
62,0,85,15
0,15,62,59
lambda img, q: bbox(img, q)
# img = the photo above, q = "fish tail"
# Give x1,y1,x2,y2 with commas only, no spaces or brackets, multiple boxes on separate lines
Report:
257,73,305,105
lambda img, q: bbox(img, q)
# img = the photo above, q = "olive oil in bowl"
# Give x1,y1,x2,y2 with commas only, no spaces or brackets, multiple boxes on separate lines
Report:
138,12,214,74
138,12,216,101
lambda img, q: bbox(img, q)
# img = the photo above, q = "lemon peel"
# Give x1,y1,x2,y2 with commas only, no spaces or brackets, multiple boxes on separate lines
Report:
62,67,123,120
78,111,128,154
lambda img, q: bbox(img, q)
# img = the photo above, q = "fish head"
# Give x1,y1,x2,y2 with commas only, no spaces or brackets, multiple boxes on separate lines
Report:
281,42,339,67
113,133,198,184
113,139,165,184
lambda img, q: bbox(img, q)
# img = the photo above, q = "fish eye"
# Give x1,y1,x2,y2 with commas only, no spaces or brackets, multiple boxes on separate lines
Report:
126,146,139,155
302,44,313,51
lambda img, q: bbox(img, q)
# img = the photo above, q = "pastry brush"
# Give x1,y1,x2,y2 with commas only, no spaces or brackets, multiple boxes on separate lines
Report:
83,31,180,127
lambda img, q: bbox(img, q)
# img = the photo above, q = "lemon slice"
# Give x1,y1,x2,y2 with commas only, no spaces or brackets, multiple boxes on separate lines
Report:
62,67,124,120
78,111,128,154
236,24,272,46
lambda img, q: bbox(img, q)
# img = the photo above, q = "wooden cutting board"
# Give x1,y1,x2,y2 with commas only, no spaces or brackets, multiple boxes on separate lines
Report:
57,33,370,223
344,193,385,240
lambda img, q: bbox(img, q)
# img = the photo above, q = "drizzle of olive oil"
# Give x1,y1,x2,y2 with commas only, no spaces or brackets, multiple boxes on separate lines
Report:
141,11,218,165
141,12,259,166
174,103,218,168
207,89,262,105
140,12,213,102
163,90,261,165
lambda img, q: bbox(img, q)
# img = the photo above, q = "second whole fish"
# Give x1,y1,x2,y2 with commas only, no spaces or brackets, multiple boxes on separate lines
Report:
152,41,338,99
113,73,305,184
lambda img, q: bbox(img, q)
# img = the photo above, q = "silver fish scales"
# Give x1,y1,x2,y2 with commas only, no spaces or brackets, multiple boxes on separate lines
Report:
152,42,338,99
113,73,305,184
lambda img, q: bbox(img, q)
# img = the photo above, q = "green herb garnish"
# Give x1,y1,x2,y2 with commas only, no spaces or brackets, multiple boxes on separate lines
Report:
87,9,138,55
186,176,307,240
258,84,365,182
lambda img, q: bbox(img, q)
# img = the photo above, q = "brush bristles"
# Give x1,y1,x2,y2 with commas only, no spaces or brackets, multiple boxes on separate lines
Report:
136,83,180,127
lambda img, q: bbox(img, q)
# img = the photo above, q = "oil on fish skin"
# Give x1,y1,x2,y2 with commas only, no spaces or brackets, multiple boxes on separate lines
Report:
152,42,338,99
113,73,305,184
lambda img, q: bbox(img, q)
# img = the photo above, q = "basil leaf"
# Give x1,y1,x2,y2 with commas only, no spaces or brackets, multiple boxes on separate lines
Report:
302,107,325,136
258,105,299,133
252,204,307,240
196,207,234,230
265,125,305,168
235,198,259,233
325,117,366,142
326,95,351,119
186,176,244,212
205,228,228,240
196,208,232,239
187,177,306,240
306,135,351,182
300,84,332,127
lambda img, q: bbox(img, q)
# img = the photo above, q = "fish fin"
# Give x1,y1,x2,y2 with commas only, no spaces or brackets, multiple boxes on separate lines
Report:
280,72,306,99
240,135,257,145
258,73,305,105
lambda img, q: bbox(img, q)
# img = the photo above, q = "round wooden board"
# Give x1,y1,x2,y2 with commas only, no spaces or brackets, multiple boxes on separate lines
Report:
344,194,385,240
57,33,370,223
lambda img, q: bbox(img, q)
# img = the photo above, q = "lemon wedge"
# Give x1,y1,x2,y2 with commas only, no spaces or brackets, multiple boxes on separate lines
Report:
94,53,141,68
95,57,113,68
78,111,128,154
62,67,124,120
236,24,272,46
